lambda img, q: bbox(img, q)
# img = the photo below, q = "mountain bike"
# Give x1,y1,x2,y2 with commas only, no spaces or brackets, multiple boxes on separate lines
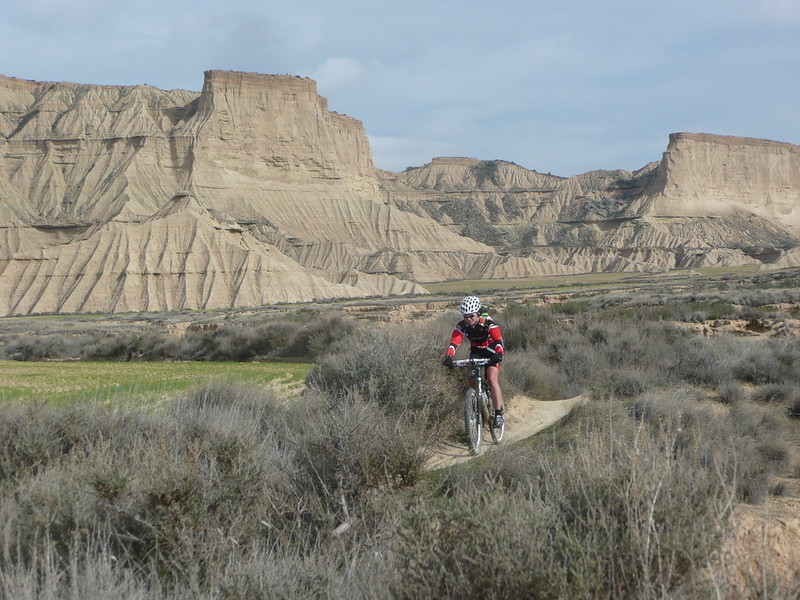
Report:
452,357,505,455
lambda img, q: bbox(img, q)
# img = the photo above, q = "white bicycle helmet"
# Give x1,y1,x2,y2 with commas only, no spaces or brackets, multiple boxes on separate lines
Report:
460,295,482,315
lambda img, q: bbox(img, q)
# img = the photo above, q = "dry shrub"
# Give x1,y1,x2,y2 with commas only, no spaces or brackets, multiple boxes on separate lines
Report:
289,388,432,513
0,312,354,363
497,304,735,396
0,403,105,482
728,338,800,384
4,283,800,598
0,369,438,597
501,349,572,399
1,383,292,581
2,376,797,599
389,400,732,599
499,303,559,352
716,381,747,405
0,535,161,600
272,314,355,360
306,322,456,426
750,382,800,404
78,331,169,360
631,389,793,505
1,334,82,361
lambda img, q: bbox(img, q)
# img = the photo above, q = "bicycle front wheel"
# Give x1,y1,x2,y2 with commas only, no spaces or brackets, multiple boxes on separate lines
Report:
464,388,482,455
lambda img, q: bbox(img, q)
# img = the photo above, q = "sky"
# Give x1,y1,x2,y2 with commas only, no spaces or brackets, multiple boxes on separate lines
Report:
1,0,799,177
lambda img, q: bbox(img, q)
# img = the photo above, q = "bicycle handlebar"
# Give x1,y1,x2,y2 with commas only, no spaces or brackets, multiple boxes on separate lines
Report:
452,358,491,367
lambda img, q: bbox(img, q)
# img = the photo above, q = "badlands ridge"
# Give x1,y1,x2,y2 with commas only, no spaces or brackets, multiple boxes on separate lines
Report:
1,70,800,315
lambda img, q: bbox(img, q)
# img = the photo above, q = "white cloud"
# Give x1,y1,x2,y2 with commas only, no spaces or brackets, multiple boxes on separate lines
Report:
310,57,378,91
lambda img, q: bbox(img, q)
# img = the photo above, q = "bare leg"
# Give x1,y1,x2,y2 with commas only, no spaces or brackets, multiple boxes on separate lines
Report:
486,365,503,411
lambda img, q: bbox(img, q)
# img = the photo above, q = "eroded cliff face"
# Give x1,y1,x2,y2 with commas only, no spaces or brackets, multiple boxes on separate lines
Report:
184,72,531,284
0,76,197,225
0,71,521,315
0,195,374,315
1,70,799,316
380,133,800,273
629,133,800,223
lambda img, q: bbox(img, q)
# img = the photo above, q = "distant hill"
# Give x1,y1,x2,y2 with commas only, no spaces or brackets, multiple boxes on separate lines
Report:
379,133,800,272
1,70,799,315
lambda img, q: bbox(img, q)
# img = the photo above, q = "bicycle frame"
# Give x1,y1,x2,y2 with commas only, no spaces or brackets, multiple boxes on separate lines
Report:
452,357,491,410
452,357,502,454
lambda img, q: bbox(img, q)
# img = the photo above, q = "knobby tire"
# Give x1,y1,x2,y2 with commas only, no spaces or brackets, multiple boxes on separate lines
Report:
489,401,505,444
464,388,482,455
484,388,505,444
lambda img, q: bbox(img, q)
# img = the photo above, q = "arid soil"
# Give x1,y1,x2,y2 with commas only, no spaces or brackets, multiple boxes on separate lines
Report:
717,477,800,597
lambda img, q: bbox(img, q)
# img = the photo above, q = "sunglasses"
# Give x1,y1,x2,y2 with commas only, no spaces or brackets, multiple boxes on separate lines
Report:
462,313,478,319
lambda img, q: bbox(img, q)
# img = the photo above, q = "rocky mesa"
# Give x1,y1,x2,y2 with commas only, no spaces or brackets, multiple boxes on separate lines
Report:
380,133,800,273
1,70,800,315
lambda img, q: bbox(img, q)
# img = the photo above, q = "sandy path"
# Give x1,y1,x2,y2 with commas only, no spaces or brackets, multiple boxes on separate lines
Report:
424,393,588,470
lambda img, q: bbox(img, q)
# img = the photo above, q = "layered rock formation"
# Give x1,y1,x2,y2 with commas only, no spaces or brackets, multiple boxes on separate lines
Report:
628,133,800,221
2,194,372,315
1,70,799,316
381,133,800,272
2,70,594,316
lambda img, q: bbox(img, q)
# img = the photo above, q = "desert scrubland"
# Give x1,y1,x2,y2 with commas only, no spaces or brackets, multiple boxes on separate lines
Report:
1,267,799,598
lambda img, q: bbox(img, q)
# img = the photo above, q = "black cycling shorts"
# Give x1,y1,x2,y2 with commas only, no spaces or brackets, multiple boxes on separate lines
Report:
470,348,500,367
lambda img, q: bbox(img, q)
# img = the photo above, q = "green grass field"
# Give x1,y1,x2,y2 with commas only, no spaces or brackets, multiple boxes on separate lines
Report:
0,360,312,406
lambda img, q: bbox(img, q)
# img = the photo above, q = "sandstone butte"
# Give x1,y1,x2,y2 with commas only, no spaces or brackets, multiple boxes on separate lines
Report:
1,70,800,316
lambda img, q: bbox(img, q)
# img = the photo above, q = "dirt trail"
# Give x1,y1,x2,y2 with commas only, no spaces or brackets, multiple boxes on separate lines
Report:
424,393,588,470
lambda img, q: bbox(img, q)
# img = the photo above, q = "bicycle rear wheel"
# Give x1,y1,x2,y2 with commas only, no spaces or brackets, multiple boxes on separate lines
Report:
464,388,482,455
485,388,504,444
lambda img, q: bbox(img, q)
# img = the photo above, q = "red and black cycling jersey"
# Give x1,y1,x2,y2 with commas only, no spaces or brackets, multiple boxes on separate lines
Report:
445,311,504,358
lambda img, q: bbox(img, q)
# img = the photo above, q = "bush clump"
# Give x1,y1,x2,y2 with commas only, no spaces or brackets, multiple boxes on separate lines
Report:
0,312,356,363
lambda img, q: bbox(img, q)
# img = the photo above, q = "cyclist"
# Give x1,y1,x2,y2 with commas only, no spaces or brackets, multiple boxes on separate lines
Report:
442,295,505,428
